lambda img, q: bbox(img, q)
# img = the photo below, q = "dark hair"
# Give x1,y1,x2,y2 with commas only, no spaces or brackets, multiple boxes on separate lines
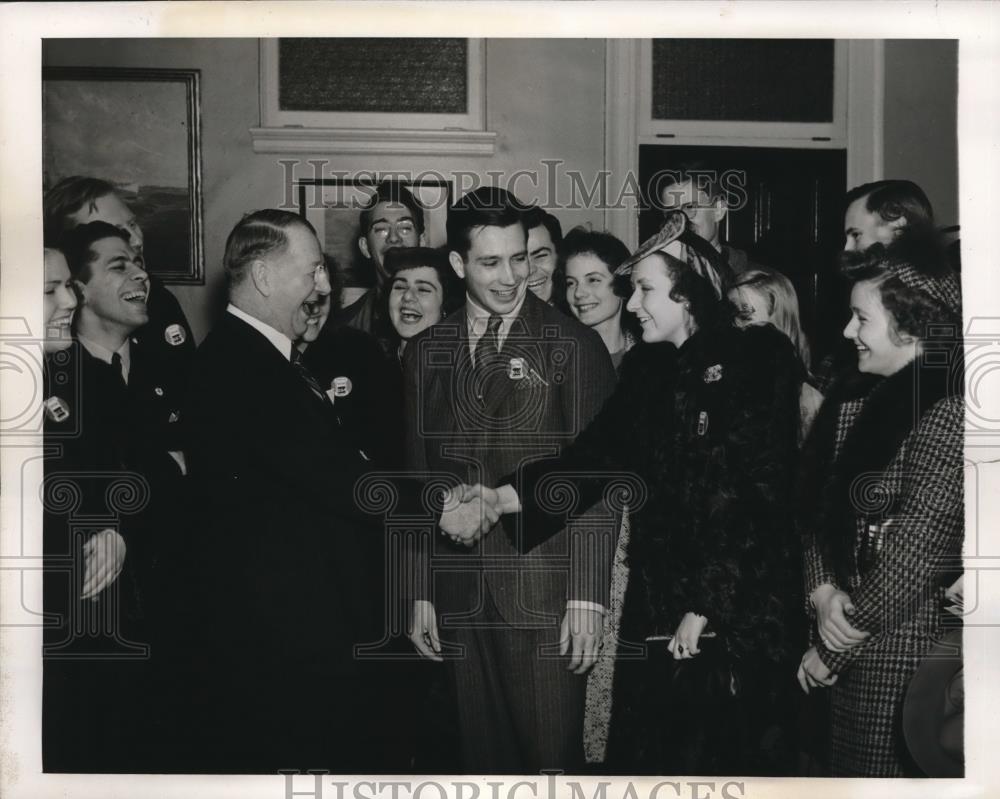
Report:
644,250,726,334
523,207,564,250
60,221,131,283
561,226,641,337
359,181,426,238
656,159,724,205
223,210,317,286
383,246,464,318
844,180,935,234
43,176,120,245
446,187,528,260
840,245,959,341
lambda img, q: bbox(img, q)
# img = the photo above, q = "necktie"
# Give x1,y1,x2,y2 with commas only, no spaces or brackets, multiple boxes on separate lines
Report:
291,350,331,406
474,314,503,403
110,352,127,386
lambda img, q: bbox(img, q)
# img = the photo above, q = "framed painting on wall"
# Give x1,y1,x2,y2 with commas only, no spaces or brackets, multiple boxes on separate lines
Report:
42,66,205,285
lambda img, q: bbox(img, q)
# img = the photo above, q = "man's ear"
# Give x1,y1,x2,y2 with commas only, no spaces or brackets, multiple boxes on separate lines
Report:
449,250,466,280
358,236,372,261
73,279,89,305
419,230,427,247
887,216,909,238
712,196,728,223
250,259,271,296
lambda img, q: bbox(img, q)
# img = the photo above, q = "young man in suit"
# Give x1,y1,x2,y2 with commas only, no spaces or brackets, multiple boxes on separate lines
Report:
44,176,196,356
49,221,189,771
176,210,495,772
404,188,618,773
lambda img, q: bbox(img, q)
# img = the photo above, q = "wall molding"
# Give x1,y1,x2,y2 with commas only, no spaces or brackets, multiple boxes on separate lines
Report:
249,126,497,156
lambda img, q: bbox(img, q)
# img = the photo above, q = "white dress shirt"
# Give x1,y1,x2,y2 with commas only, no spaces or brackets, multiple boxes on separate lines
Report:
227,303,293,361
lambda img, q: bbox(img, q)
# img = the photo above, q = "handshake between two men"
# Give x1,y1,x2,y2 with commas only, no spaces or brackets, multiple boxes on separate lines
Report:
438,483,522,546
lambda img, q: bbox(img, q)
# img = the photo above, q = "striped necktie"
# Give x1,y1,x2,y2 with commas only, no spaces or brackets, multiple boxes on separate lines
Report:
291,350,330,406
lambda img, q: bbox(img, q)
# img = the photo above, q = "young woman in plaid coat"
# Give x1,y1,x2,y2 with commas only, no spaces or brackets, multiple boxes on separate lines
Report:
798,242,964,776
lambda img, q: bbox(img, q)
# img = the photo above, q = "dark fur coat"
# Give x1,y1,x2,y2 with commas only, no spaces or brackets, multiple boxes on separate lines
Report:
511,322,804,773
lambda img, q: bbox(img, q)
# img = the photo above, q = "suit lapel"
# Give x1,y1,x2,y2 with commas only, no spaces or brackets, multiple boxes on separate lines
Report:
481,293,543,421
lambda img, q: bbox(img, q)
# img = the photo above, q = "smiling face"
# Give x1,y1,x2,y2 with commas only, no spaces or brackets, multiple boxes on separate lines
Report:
728,285,771,328
263,224,330,342
565,252,622,329
77,236,149,339
69,192,144,258
450,223,529,316
843,279,918,376
526,224,557,302
359,201,422,283
298,291,330,346
43,249,77,353
660,179,726,250
843,196,902,253
388,266,445,342
625,253,691,346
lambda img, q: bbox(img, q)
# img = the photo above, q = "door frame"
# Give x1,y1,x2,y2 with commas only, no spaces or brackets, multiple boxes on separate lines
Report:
604,39,883,249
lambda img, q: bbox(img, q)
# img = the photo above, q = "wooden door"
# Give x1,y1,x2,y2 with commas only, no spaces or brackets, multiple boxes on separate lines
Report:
638,144,848,363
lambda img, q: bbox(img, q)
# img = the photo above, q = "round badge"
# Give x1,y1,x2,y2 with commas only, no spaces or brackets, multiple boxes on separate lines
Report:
154,387,164,396
508,357,525,380
165,324,187,346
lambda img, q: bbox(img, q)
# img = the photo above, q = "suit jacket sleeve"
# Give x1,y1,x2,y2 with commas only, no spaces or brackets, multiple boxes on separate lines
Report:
817,397,964,674
563,330,620,607
506,342,652,554
402,339,433,602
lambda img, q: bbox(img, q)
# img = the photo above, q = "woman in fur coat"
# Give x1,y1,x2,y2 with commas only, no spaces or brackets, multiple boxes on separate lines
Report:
797,243,964,777
486,217,806,775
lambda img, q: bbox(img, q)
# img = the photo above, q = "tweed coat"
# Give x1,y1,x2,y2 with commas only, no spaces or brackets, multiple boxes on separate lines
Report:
801,358,965,777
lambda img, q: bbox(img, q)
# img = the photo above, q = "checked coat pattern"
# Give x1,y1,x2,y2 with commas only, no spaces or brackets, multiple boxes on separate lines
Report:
803,390,964,777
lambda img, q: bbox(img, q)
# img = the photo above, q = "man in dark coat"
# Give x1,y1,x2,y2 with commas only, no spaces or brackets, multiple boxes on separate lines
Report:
175,209,495,773
44,222,189,772
404,188,617,773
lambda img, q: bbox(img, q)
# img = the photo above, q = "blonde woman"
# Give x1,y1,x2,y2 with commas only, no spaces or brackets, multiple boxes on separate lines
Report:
728,268,824,443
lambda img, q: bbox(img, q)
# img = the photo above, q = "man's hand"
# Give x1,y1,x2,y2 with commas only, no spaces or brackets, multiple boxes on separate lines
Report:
81,529,126,600
439,487,500,546
797,645,838,694
811,583,868,652
560,607,604,675
460,483,521,515
408,600,443,662
667,612,708,660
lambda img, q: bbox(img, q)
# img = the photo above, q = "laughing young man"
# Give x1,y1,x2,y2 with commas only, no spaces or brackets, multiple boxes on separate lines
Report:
404,187,617,773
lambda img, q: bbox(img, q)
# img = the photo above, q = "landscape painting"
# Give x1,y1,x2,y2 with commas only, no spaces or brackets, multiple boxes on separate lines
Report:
42,67,204,285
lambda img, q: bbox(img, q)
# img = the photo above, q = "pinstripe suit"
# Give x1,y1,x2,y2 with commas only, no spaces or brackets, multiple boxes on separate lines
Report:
403,291,617,773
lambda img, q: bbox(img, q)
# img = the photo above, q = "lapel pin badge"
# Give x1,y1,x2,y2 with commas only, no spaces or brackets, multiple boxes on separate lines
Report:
508,357,526,380
697,410,709,436
165,324,187,346
330,376,352,398
703,364,723,383
44,396,70,422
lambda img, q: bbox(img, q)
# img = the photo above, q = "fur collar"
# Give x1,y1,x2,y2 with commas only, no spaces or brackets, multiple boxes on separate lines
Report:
800,352,959,583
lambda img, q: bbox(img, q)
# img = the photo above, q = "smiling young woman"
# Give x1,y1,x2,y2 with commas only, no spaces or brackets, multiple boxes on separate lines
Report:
493,215,806,775
798,242,964,776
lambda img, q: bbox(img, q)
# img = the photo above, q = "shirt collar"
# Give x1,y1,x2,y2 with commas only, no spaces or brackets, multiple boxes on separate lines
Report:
227,303,294,361
465,290,528,340
77,334,131,380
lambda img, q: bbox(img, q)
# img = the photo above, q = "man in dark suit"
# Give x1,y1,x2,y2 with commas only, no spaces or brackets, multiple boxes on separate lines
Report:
176,210,496,773
44,175,196,357
404,188,618,773
45,222,188,771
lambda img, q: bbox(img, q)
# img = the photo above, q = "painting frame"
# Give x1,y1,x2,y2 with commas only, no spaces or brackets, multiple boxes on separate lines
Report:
42,66,205,285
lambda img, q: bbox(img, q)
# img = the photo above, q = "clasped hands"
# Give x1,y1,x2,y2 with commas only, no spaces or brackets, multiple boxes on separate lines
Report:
797,583,869,693
438,483,518,546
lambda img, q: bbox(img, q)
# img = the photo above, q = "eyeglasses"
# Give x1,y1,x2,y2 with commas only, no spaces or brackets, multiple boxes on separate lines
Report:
369,220,417,240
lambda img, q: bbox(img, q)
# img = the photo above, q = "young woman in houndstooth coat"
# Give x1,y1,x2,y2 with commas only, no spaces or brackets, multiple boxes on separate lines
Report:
798,242,964,777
